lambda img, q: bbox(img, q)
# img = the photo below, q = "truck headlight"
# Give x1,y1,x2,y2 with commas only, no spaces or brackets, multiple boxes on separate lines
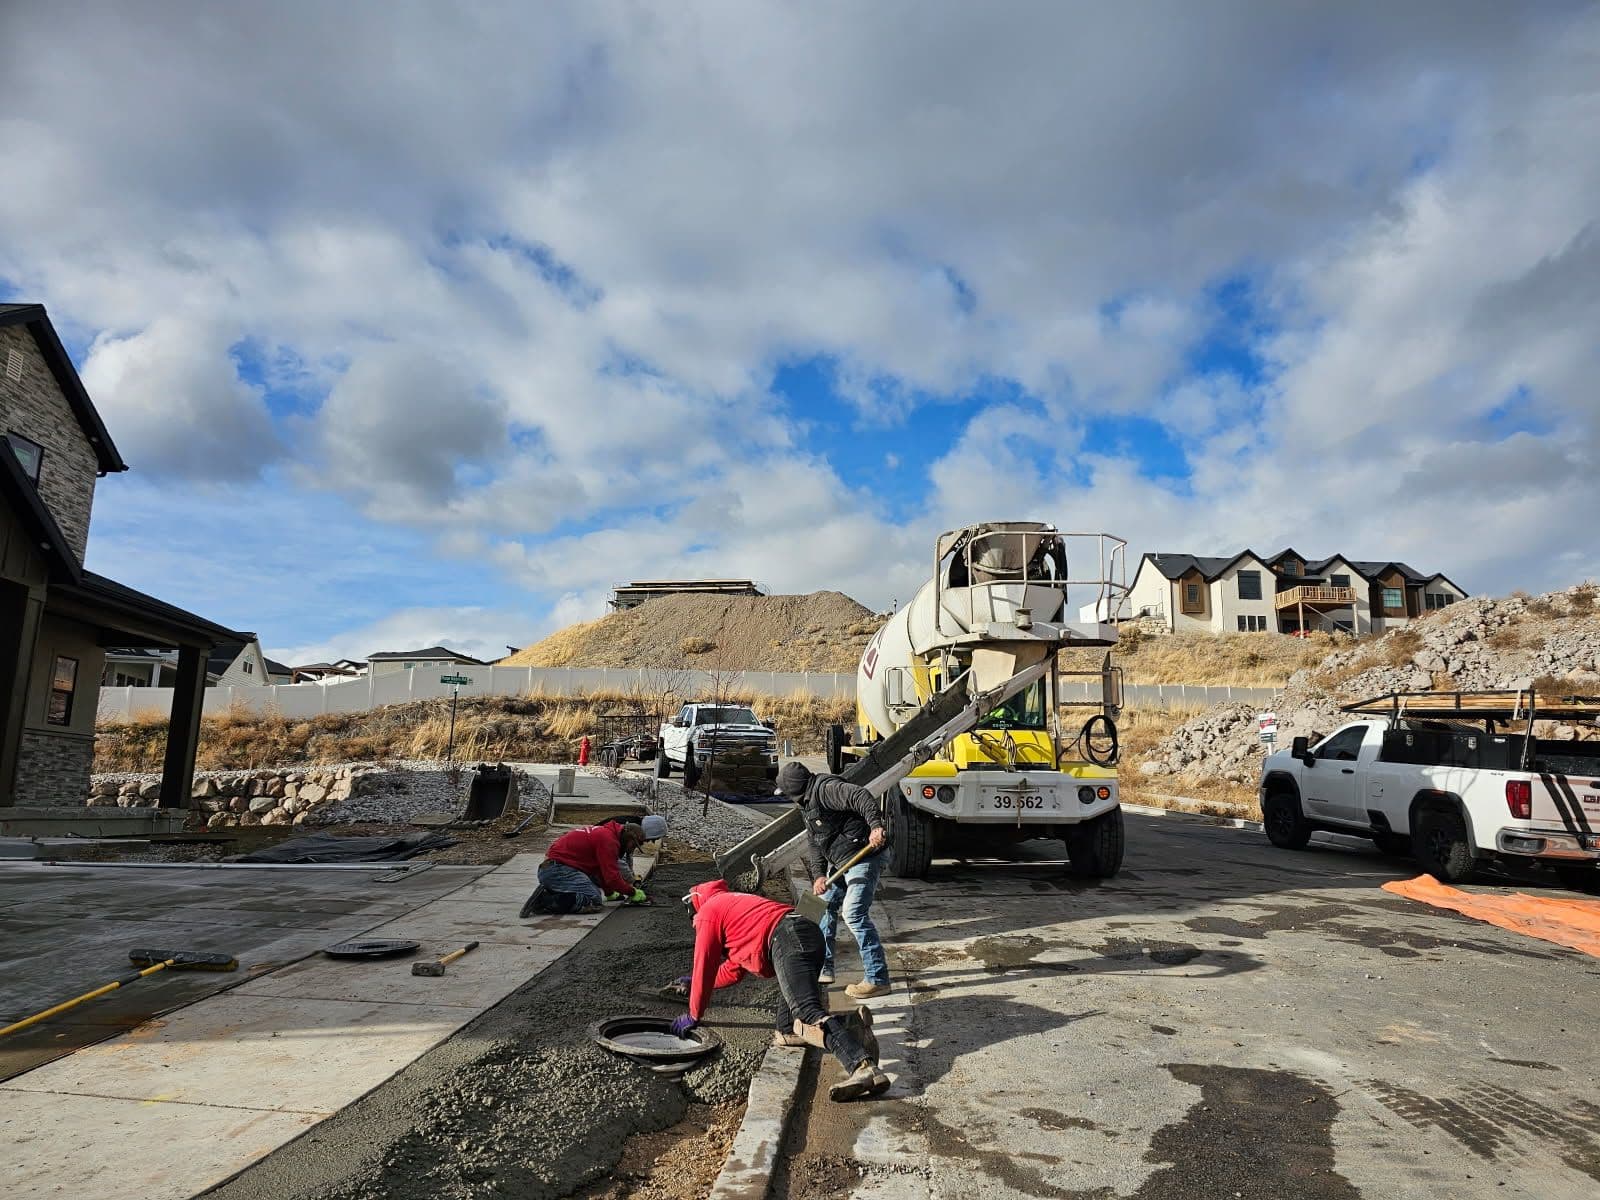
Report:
1078,786,1094,803
937,785,955,803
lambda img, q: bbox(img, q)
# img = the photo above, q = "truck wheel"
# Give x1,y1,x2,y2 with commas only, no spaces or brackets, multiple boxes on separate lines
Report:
887,795,934,879
683,753,700,789
825,724,847,775
1414,807,1476,883
1372,831,1412,857
654,750,671,778
1263,792,1313,850
1066,808,1124,878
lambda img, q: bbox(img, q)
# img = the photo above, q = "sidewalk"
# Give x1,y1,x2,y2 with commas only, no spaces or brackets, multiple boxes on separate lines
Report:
0,851,609,1200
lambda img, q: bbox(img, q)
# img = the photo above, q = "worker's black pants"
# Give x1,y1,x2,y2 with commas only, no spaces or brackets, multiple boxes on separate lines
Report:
769,914,872,1070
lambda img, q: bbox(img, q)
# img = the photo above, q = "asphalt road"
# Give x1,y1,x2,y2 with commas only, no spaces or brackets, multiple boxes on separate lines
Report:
777,813,1600,1199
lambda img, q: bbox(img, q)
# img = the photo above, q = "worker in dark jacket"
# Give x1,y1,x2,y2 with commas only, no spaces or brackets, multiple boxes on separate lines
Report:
776,762,891,998
670,879,889,1101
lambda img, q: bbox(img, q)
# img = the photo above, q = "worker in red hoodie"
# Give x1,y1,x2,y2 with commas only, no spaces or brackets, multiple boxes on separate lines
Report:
668,879,890,1101
520,821,647,916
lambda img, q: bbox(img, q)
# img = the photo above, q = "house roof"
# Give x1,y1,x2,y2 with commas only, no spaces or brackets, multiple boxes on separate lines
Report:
1142,552,1257,582
0,304,128,475
53,570,251,648
0,442,81,583
1344,560,1432,584
264,658,292,675
365,645,486,664
206,638,253,676
1141,550,1465,593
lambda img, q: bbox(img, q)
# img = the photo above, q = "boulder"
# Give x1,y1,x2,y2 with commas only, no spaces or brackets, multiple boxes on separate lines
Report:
284,783,300,801
238,811,262,827
247,779,267,797
87,793,118,807
1137,761,1170,777
229,795,249,814
293,811,311,824
299,783,327,805
91,779,119,798
261,808,292,826
248,796,278,814
266,778,286,798
207,812,231,829
281,797,301,815
138,781,160,800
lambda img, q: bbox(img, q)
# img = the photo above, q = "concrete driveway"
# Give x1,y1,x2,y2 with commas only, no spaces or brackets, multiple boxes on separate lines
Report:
778,813,1600,1199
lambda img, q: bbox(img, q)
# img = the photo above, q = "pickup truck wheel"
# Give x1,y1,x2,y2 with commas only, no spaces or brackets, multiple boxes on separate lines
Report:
887,794,934,879
1065,808,1124,878
654,751,671,778
825,724,847,775
1372,831,1412,857
1263,792,1313,850
1414,807,1476,883
683,752,700,789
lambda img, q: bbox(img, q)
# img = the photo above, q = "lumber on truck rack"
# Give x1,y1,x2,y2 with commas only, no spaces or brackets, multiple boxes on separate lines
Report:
713,660,1051,890
1341,689,1600,773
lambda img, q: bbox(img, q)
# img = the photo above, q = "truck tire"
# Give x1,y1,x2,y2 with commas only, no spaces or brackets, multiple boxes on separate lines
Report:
825,724,847,775
887,794,934,879
1065,808,1124,878
654,750,671,778
683,751,700,789
1263,791,1313,850
1414,806,1476,883
1372,831,1412,858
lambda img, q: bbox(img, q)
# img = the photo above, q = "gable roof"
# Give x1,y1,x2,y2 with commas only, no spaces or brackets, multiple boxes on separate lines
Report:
264,657,293,675
1141,552,1261,583
0,441,82,582
1344,560,1432,584
0,304,127,475
365,645,486,664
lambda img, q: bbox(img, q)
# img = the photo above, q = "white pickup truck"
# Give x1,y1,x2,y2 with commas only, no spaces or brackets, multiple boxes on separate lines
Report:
655,702,779,789
1258,691,1600,887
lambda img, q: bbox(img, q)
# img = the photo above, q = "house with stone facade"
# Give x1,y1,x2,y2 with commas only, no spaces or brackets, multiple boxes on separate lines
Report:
1124,549,1467,636
2,303,248,808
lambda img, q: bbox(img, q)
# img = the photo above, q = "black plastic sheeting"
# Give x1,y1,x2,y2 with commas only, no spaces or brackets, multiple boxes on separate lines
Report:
231,831,457,864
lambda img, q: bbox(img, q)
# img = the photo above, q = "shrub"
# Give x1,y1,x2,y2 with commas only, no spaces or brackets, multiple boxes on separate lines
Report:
1378,627,1423,666
1567,584,1597,614
680,637,717,655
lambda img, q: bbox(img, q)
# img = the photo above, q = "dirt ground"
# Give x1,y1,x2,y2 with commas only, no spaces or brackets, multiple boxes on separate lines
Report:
205,862,779,1200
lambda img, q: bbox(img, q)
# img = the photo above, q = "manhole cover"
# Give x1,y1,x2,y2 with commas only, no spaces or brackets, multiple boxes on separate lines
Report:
590,1015,722,1063
322,939,420,960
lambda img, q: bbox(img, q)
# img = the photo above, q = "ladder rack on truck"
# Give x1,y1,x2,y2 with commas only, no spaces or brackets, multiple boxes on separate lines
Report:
713,660,1050,890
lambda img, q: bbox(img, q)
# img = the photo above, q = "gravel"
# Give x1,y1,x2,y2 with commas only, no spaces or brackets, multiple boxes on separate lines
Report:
313,762,549,825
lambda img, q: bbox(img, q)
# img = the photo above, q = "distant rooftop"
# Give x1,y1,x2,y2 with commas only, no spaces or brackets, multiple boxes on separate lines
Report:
610,579,766,611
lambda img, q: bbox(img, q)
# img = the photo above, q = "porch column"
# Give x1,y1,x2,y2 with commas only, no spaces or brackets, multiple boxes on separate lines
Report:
0,582,46,805
159,642,208,808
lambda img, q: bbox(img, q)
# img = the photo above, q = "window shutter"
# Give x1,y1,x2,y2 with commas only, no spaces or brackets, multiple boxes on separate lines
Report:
5,349,22,383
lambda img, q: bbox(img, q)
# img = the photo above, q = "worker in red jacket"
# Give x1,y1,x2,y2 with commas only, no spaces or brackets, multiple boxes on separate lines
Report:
521,821,647,916
668,879,890,1101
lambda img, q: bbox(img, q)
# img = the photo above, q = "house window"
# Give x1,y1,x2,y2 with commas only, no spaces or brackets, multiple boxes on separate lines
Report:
1382,587,1404,611
403,662,416,669
1237,570,1262,601
1236,615,1267,632
1182,582,1204,613
5,431,43,483
1425,592,1456,610
46,656,78,726
1330,574,1351,590
243,660,254,675
1281,559,1300,576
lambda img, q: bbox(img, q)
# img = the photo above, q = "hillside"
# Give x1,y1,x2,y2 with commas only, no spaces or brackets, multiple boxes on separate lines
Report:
501,591,882,673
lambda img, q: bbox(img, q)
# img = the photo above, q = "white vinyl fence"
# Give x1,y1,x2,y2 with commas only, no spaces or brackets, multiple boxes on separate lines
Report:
97,666,1277,723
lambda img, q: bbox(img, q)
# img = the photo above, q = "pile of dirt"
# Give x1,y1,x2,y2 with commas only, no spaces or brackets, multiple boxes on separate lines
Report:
1140,583,1600,790
503,591,882,673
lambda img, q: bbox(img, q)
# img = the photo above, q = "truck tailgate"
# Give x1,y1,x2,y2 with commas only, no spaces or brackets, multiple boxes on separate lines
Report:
1531,771,1600,832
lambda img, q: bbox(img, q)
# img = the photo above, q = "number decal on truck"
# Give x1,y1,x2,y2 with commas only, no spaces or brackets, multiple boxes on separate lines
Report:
992,793,1048,809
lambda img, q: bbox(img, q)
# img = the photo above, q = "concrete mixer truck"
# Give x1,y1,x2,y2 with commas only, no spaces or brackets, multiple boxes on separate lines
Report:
713,522,1129,890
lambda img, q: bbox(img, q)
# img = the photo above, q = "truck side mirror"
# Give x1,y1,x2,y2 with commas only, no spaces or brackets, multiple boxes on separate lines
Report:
1292,736,1314,766
761,720,775,730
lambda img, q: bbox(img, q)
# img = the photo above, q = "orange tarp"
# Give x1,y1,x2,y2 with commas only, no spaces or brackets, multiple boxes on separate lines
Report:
1382,875,1600,958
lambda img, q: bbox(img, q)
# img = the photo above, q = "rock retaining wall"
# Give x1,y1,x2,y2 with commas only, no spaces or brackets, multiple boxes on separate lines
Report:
85,765,387,828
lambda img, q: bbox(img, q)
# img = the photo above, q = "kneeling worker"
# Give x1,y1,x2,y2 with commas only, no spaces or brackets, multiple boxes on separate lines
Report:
669,879,890,1101
521,819,648,916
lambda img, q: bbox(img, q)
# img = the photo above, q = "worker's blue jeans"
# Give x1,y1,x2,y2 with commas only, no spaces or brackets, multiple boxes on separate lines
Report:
536,860,604,910
819,856,890,985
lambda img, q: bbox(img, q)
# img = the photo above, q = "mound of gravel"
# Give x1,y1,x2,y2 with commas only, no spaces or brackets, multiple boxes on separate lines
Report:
312,762,551,825
502,590,881,672
1143,583,1600,787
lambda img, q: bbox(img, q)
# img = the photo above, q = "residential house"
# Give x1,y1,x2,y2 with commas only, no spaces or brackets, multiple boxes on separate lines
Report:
263,657,293,685
2,303,249,808
291,659,366,683
1125,550,1467,636
207,637,271,686
365,646,486,677
100,637,275,689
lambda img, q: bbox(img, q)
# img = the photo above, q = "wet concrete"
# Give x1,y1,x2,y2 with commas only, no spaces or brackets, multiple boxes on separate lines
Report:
207,863,778,1200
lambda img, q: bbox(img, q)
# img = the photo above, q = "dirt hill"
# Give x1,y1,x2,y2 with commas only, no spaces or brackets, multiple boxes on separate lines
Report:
1141,583,1600,797
501,591,882,673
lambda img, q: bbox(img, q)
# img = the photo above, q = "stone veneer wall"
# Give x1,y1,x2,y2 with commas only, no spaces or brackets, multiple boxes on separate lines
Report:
13,728,95,806
86,764,384,827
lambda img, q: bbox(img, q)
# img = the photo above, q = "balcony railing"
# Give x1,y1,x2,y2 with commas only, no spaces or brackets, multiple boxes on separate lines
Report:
1275,584,1358,610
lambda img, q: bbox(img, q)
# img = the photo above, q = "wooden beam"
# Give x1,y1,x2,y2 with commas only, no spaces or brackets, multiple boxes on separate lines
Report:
0,582,46,805
158,644,207,809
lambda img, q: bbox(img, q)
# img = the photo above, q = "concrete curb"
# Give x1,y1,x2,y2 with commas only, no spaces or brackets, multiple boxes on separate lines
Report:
1121,800,1264,832
706,1044,805,1200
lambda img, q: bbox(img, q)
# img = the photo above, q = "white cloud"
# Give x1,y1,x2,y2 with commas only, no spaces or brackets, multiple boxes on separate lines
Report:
275,606,532,668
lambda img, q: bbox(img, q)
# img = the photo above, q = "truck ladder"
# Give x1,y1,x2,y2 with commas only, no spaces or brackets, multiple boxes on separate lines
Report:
713,660,1052,888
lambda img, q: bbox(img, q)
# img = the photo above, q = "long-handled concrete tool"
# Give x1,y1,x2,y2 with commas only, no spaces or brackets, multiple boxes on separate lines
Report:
0,948,238,1038
412,941,479,977
794,845,874,923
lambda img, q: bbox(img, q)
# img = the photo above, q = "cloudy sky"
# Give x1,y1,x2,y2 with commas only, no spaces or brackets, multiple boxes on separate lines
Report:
2,2,1596,663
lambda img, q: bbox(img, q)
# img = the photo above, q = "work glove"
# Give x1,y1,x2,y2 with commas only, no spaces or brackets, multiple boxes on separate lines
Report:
671,1014,698,1037
630,886,648,904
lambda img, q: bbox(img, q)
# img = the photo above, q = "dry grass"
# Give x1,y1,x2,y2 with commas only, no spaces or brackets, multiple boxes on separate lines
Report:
95,689,855,775
1064,630,1341,687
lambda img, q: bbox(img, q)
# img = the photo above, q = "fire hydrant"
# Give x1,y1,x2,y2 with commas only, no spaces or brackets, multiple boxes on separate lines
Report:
578,735,591,767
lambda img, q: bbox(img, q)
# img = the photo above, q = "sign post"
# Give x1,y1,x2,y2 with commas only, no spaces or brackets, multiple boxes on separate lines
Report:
1258,711,1279,748
440,675,473,765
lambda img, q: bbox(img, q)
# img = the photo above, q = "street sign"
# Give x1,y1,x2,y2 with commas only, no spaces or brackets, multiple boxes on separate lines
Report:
1258,711,1278,746
440,675,472,686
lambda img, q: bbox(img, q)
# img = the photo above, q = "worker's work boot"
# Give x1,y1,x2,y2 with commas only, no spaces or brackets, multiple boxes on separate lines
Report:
770,1028,808,1049
519,886,550,918
792,1019,828,1049
817,968,835,985
851,1005,880,1063
829,1059,891,1102
845,981,890,999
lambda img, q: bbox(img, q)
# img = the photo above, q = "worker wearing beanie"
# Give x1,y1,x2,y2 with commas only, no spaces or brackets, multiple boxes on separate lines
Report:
670,879,890,1102
776,761,891,998
605,815,669,900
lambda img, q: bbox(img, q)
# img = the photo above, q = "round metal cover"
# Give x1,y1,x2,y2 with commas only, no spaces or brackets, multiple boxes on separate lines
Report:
322,939,420,960
590,1014,722,1062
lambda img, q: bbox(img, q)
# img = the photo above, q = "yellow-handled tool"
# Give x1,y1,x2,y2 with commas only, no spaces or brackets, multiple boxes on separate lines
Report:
0,948,237,1038
795,844,875,924
412,941,480,977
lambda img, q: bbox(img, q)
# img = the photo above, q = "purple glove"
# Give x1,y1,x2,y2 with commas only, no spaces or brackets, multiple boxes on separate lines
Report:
670,1014,698,1037
674,975,692,988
